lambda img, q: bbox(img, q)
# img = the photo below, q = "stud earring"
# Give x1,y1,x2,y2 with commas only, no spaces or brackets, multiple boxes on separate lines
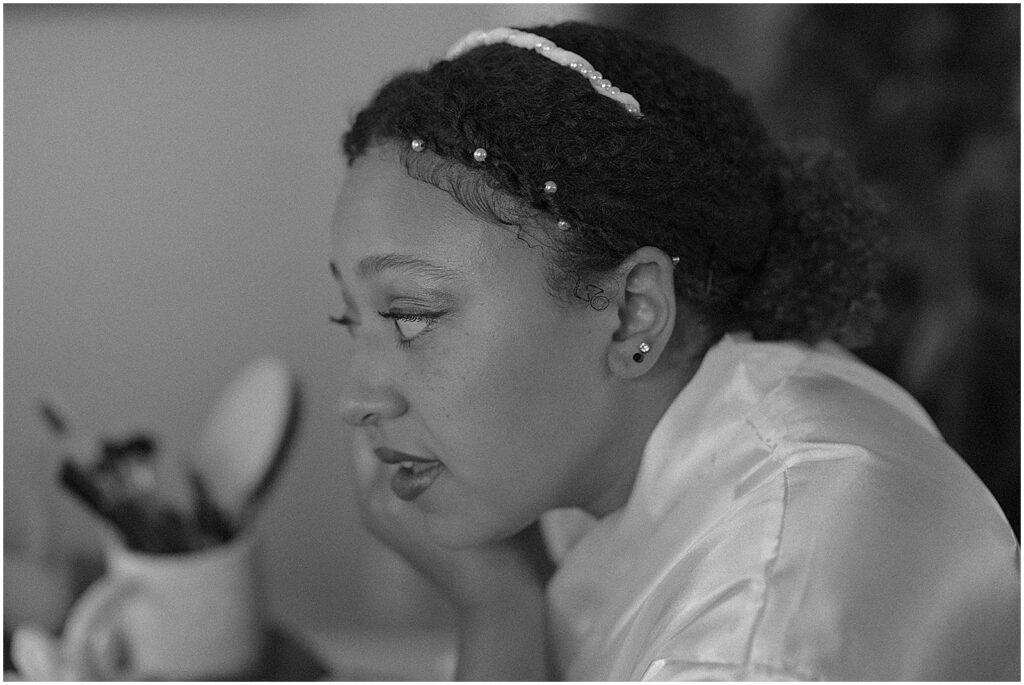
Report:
633,341,651,363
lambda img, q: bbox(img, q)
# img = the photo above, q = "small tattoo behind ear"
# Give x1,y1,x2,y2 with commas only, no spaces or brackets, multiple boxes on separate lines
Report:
573,276,611,311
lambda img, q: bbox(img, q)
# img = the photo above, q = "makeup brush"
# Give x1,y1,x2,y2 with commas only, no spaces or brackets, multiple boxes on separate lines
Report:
37,396,102,466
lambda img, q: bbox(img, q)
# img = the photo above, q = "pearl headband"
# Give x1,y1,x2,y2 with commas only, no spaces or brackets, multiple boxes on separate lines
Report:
446,27,642,117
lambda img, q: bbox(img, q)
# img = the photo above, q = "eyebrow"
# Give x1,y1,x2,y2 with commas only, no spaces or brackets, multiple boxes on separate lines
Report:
353,253,465,282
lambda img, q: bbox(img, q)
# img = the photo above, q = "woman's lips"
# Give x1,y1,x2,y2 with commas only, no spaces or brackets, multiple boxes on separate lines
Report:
373,447,444,501
390,461,444,501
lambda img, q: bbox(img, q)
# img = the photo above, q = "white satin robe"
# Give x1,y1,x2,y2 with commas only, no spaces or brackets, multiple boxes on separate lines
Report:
541,334,1020,680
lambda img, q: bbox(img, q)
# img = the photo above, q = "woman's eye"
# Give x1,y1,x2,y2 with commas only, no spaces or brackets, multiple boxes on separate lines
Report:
393,315,430,340
377,310,441,346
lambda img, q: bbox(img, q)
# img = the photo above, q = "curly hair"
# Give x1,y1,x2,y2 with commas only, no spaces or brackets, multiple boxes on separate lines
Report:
342,21,887,348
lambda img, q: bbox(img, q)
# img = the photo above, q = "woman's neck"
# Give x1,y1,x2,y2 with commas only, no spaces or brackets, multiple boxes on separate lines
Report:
581,341,710,518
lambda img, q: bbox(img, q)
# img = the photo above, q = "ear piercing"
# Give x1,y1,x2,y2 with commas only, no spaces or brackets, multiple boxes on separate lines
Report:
633,341,651,363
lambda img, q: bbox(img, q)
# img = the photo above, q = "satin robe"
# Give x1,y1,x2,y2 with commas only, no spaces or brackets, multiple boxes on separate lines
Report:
542,334,1020,680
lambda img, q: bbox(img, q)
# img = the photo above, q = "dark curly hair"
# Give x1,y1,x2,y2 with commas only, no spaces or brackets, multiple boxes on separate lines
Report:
342,21,887,348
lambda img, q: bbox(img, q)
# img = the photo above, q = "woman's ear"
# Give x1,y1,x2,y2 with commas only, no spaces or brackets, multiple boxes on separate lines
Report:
608,247,677,378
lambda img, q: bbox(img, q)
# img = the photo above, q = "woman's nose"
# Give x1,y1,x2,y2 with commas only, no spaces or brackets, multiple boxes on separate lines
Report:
338,376,408,427
335,329,408,426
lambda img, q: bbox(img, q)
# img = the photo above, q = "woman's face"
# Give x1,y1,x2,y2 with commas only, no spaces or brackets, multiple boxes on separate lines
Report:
330,147,627,548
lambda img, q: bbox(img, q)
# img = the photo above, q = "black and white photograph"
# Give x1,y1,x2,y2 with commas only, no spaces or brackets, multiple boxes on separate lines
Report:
4,3,1020,680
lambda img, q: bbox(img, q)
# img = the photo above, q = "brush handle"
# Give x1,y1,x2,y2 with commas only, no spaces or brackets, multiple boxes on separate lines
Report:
190,470,236,543
59,462,114,524
37,397,101,465
60,462,168,552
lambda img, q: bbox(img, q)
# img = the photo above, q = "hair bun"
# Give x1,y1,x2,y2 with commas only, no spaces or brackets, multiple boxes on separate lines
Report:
735,141,889,348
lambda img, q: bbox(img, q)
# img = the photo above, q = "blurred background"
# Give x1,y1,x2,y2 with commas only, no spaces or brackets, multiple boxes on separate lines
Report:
5,3,1019,646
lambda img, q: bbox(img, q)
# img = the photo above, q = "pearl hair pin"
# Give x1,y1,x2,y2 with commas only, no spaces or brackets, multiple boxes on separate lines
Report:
446,27,643,117
408,136,680,255
409,137,561,201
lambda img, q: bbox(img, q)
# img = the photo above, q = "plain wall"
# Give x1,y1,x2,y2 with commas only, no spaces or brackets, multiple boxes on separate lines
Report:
3,3,591,631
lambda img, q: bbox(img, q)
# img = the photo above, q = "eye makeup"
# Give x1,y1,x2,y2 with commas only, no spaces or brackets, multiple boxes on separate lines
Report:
382,288,456,327
329,308,445,348
330,257,459,349
377,310,441,347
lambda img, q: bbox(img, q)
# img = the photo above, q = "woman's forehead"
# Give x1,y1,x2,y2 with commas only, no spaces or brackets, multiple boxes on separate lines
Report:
331,153,545,283
334,154,473,247
336,151,452,223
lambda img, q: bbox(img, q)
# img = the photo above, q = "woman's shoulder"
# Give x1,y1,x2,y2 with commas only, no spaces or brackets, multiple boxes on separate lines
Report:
620,426,1018,680
647,337,1020,679
705,333,947,469
548,334,1020,680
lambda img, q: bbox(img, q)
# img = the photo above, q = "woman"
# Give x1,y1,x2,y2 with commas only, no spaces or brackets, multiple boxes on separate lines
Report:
328,22,1019,680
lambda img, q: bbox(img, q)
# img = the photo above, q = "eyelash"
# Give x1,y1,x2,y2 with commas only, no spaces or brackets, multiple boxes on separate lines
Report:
377,310,441,348
327,312,441,349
